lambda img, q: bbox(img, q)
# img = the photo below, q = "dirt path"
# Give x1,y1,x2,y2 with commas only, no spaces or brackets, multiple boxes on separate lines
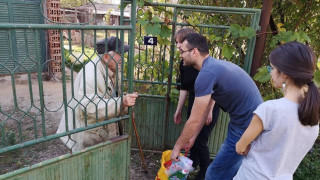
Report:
0,73,160,179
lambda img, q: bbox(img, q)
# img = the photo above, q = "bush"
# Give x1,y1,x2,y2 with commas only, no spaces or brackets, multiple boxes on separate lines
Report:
64,47,96,73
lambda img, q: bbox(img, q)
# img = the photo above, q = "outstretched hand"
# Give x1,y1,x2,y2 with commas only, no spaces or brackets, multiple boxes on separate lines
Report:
123,92,138,107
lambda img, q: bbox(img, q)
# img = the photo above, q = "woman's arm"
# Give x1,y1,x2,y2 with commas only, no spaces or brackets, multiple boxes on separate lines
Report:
236,114,263,156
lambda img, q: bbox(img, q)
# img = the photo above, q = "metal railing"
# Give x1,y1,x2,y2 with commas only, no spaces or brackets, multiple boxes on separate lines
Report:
0,22,136,154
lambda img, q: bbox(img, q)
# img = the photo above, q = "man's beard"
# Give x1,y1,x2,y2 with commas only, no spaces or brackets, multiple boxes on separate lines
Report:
182,58,192,67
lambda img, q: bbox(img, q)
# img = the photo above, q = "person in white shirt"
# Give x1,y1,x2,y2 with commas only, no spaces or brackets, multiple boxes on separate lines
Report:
234,41,319,180
57,37,138,152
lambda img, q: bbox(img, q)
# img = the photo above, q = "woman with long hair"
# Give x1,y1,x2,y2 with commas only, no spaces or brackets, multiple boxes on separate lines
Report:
234,41,319,179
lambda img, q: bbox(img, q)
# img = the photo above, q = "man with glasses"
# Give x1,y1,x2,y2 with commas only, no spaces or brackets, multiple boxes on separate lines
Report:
174,28,220,180
170,33,263,179
57,37,138,152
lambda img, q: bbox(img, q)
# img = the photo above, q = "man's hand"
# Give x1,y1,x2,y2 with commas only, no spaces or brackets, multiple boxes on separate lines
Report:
171,137,196,162
170,147,181,162
123,92,138,107
205,111,212,126
174,111,182,124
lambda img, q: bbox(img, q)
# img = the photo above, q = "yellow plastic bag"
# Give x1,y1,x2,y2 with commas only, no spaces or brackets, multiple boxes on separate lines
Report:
155,150,183,180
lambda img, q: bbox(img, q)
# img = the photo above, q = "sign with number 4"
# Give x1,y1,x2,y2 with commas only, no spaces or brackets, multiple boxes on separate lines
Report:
144,36,157,46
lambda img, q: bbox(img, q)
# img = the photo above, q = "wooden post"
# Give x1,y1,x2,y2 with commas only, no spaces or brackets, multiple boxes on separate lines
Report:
250,0,273,77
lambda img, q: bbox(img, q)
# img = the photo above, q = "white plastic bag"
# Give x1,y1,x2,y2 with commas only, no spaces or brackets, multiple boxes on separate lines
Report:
165,156,194,180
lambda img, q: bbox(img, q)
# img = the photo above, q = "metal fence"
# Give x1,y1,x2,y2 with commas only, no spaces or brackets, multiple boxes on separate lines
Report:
131,2,261,155
0,0,261,179
0,0,137,178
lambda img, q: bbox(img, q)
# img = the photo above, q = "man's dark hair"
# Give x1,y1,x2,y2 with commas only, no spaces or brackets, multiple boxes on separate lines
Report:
96,36,130,54
181,33,209,56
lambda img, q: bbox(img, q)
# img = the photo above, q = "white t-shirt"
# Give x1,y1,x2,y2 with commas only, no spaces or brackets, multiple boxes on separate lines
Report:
234,98,319,180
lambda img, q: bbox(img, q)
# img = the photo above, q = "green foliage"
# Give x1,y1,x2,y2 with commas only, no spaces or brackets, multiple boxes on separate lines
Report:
229,24,256,39
134,1,180,101
253,67,282,101
253,66,271,83
314,70,320,88
220,24,256,60
104,9,113,25
222,44,236,59
209,34,222,42
270,31,311,48
160,26,172,38
134,1,260,103
134,0,320,106
177,0,320,102
145,23,162,35
64,47,96,73
60,0,85,8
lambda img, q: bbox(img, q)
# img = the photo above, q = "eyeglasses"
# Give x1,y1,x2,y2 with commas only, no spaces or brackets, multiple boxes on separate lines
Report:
266,65,273,74
180,48,194,54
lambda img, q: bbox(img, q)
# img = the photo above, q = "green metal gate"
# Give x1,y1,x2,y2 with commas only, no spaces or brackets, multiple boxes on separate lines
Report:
0,0,137,179
130,2,261,156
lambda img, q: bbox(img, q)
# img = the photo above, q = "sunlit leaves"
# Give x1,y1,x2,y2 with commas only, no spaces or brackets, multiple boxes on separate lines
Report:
145,23,161,35
160,26,172,38
139,19,149,26
295,31,311,43
187,16,200,26
314,70,320,88
253,66,271,83
229,24,255,39
220,24,256,59
276,23,286,32
242,27,256,39
209,34,222,42
270,31,311,47
222,44,236,59
229,24,240,37
60,0,83,8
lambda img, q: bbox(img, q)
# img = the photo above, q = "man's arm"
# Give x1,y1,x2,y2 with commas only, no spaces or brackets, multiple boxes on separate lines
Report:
236,114,263,156
171,94,211,161
184,98,215,151
78,65,136,120
174,90,188,124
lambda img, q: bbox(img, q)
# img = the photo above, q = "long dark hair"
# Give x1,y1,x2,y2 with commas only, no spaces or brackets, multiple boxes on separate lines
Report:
269,41,320,126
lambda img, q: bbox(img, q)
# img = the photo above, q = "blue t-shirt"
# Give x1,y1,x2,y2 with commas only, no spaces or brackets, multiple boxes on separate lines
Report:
195,56,263,131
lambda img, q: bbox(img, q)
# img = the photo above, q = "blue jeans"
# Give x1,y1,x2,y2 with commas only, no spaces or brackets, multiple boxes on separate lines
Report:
205,125,244,180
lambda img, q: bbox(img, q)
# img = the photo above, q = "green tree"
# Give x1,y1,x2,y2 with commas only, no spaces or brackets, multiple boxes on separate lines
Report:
178,0,320,64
